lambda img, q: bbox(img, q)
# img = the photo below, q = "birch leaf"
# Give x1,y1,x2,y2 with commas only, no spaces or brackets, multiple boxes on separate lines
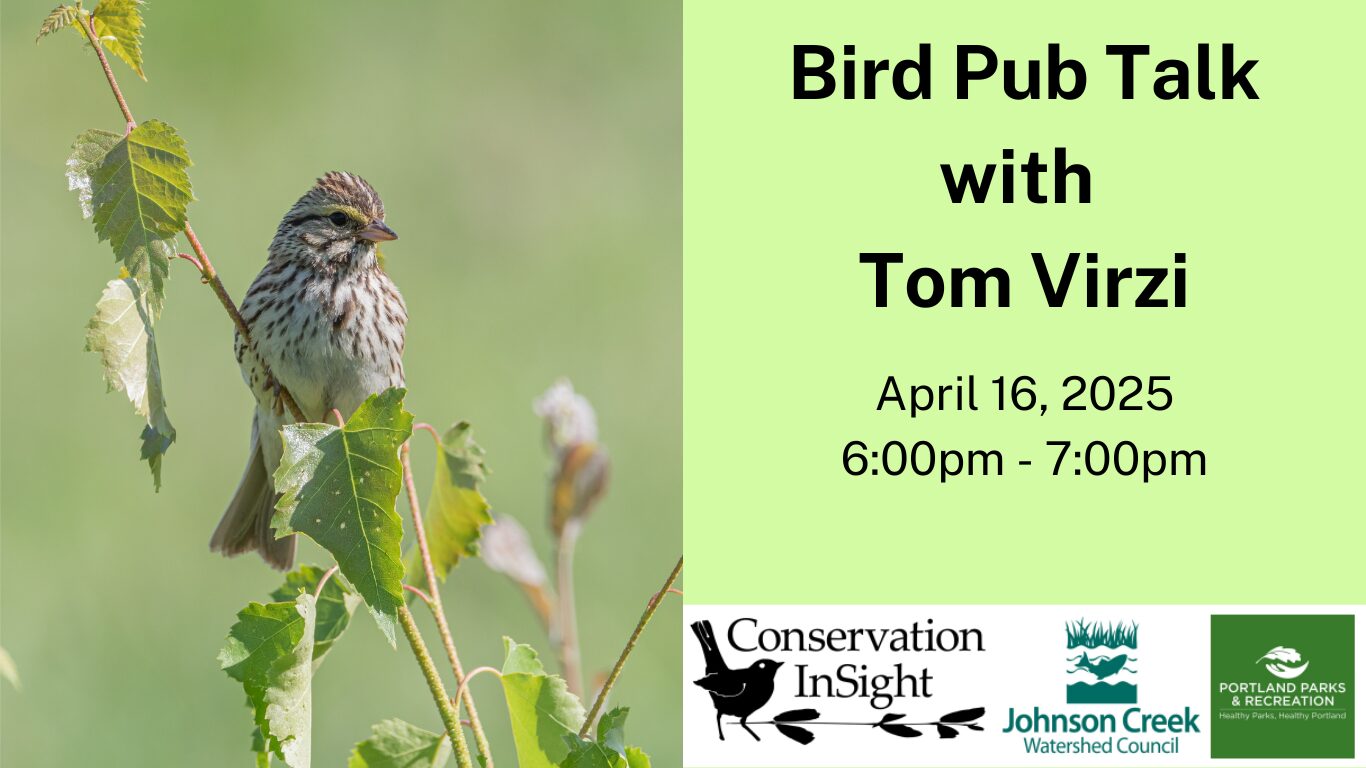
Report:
270,565,363,663
406,421,492,583
85,276,175,488
348,719,451,768
273,389,412,646
90,119,193,312
67,129,121,220
35,5,79,42
219,595,317,768
91,0,145,78
500,638,585,768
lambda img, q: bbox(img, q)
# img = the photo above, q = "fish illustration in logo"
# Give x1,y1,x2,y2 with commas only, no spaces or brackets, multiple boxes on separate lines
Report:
1256,646,1309,679
1071,651,1131,680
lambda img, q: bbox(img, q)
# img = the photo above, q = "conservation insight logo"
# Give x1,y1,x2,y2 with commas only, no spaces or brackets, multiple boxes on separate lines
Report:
1210,614,1355,759
1002,618,1201,758
689,617,986,749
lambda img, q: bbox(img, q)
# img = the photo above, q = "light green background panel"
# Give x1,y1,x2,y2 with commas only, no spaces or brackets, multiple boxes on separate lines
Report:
684,1,1364,604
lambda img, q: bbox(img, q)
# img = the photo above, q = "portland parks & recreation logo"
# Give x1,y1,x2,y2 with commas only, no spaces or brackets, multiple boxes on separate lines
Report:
1211,614,1354,759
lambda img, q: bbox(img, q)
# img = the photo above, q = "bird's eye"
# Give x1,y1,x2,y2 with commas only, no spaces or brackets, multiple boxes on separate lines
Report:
328,211,350,226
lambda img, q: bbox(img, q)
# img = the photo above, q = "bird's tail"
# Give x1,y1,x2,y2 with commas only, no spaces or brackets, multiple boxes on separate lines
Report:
691,620,726,673
210,418,295,570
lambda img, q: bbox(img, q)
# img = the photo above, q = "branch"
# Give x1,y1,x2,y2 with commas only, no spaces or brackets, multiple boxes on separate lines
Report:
312,565,339,600
398,605,475,768
579,555,683,738
184,224,306,422
451,666,502,723
78,12,135,134
403,583,434,606
76,13,310,425
401,442,494,767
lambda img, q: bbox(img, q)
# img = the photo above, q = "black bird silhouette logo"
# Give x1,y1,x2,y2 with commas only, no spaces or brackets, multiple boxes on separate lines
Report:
691,620,784,741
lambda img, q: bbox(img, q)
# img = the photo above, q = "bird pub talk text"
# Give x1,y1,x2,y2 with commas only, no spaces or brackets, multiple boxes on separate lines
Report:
790,42,1262,310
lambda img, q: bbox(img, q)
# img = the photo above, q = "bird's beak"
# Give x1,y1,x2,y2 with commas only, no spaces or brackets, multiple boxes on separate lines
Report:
359,220,398,242
774,662,784,669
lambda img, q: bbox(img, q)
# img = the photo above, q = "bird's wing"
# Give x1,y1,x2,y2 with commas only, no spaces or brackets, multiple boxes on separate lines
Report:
693,674,747,698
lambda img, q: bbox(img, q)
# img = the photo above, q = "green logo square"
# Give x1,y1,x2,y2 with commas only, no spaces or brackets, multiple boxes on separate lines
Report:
1210,614,1355,759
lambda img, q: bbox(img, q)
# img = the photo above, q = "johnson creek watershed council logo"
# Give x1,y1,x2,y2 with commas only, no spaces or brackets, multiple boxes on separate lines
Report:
1002,618,1199,757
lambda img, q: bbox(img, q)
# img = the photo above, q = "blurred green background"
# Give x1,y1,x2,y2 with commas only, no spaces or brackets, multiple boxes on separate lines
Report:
0,2,680,765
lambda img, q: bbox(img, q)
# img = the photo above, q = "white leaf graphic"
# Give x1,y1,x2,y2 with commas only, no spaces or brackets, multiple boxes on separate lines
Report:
1256,646,1301,665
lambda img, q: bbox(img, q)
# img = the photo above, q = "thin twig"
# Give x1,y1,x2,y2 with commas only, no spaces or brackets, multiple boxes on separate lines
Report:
403,583,434,606
579,555,683,738
413,422,442,447
175,252,204,272
78,13,136,133
74,23,309,426
555,519,584,698
313,565,339,600
398,605,474,768
401,443,494,767
183,223,306,422
451,666,501,724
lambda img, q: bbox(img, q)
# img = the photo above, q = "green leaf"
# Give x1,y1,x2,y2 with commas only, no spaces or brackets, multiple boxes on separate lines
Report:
270,566,363,663
562,706,652,768
561,742,621,768
219,595,316,768
406,421,492,583
348,719,451,768
499,638,586,768
273,389,412,646
90,0,145,78
67,129,121,219
595,708,629,755
86,277,175,489
35,5,79,42
90,119,193,312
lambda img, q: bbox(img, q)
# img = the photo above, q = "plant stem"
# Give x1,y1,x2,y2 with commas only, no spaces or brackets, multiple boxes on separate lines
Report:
555,519,585,698
398,605,474,768
77,13,310,425
184,224,306,422
313,565,339,600
79,13,136,133
579,555,683,738
401,443,494,768
452,666,502,722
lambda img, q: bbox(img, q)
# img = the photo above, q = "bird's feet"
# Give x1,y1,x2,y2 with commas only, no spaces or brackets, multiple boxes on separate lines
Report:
741,720,761,741
268,374,285,416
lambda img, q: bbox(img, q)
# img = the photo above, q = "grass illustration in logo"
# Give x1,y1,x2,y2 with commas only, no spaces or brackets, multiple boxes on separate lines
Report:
1066,619,1138,704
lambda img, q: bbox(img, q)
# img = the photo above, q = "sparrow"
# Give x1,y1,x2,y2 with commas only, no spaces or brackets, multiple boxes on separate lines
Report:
691,620,783,741
211,172,407,569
